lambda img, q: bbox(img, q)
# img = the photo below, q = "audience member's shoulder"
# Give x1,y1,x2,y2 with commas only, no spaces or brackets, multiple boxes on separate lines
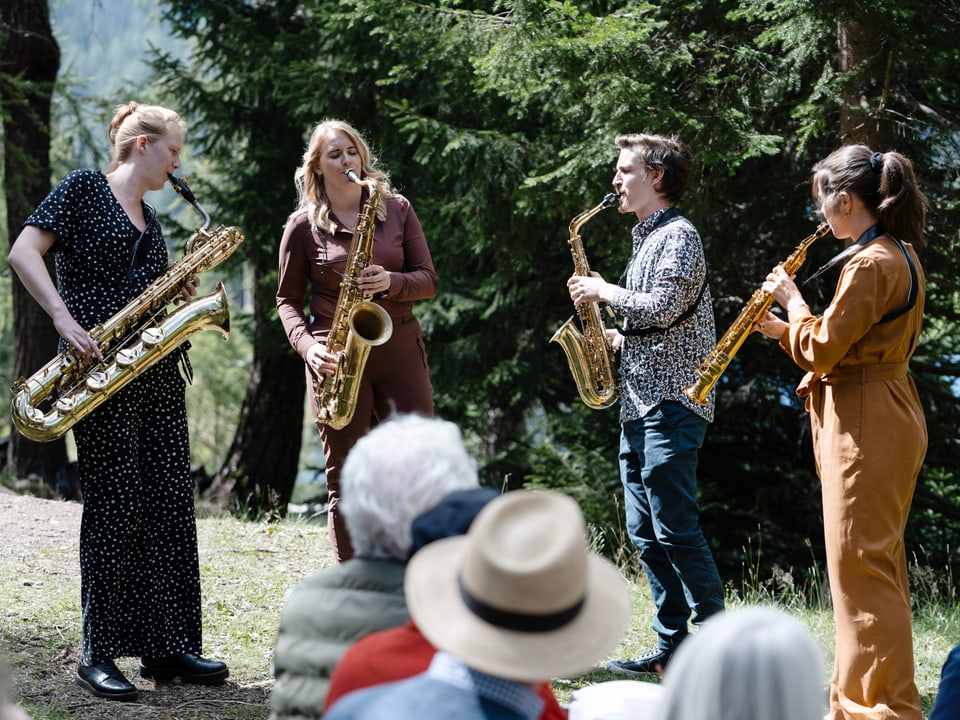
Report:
287,558,405,597
326,675,440,720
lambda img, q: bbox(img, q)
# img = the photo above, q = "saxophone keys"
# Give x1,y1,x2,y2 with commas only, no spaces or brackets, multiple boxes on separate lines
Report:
55,396,78,412
26,407,47,423
116,347,141,367
141,327,166,346
85,370,109,391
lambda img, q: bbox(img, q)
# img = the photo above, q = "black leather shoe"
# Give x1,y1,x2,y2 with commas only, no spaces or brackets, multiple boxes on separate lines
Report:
75,659,138,701
139,653,229,685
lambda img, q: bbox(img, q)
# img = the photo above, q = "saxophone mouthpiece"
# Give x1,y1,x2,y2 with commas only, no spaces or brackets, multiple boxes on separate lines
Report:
344,169,362,184
167,173,198,205
603,192,620,207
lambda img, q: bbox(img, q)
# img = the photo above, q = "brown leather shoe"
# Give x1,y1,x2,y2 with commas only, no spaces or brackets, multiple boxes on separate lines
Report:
139,653,229,685
75,660,138,701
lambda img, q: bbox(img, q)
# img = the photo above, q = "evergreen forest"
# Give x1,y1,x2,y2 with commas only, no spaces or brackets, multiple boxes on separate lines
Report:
3,0,960,594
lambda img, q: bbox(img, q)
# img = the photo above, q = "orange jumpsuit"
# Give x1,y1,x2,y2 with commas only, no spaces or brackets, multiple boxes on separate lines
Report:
780,235,925,720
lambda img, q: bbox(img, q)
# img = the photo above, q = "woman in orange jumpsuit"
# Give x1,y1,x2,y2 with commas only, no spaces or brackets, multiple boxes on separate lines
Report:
756,144,928,720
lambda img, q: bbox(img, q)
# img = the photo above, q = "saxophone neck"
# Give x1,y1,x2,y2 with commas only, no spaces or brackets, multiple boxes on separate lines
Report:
568,192,619,238
782,222,832,274
345,168,379,195
168,173,211,231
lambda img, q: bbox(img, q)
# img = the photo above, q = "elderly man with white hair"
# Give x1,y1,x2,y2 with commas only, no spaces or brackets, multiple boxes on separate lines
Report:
270,413,480,720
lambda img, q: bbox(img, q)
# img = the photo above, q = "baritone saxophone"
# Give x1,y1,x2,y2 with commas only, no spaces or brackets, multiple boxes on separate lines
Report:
9,174,244,441
550,192,620,410
684,222,831,405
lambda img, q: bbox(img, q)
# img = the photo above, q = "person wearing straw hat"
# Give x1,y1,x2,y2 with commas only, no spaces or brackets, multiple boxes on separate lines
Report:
323,487,568,720
324,489,631,720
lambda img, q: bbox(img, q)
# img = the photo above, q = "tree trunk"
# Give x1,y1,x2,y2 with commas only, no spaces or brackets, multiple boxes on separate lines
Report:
1,0,68,486
837,14,896,148
209,264,305,519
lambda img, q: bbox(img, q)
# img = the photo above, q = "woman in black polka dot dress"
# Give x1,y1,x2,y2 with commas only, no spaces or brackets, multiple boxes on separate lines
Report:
8,102,228,702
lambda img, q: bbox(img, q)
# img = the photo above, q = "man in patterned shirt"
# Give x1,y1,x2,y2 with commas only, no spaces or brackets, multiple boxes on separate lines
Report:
566,133,725,676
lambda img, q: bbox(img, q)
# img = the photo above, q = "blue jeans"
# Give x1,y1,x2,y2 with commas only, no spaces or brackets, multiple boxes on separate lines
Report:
930,644,960,720
620,401,724,650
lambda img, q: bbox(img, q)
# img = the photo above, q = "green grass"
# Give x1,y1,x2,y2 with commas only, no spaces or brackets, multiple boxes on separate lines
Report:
0,492,955,718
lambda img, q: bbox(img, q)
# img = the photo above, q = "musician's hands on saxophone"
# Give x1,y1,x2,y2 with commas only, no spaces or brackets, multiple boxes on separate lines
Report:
307,343,338,378
304,262,390,380
357,263,391,295
754,264,810,340
566,271,610,306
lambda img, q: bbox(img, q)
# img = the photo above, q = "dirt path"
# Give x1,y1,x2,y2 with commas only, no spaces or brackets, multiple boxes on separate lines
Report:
0,490,81,557
0,490,271,720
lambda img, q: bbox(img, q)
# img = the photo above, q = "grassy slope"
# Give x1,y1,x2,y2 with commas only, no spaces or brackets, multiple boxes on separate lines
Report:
0,492,955,719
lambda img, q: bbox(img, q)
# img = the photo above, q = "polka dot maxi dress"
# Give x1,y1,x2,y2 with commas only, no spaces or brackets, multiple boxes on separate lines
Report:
23,170,203,664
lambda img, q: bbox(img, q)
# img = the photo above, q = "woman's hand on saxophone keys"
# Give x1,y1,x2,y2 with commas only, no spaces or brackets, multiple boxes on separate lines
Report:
761,265,802,309
754,310,787,340
177,275,201,303
307,342,339,378
54,313,103,361
358,264,391,296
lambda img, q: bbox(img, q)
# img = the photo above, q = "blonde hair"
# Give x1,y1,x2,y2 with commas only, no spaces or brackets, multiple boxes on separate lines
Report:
292,119,391,233
107,101,185,173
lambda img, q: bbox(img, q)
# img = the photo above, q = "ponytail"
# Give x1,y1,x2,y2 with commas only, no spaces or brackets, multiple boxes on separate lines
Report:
812,144,928,246
876,151,928,246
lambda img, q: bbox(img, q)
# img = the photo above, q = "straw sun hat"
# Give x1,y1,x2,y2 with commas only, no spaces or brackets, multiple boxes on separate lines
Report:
404,489,631,683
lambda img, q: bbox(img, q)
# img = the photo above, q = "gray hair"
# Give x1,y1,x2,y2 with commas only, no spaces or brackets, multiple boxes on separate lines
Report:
339,414,479,560
657,606,825,720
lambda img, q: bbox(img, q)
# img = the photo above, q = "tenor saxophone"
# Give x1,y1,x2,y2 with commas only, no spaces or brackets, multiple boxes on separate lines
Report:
10,174,244,441
314,169,393,430
684,222,831,405
550,192,620,410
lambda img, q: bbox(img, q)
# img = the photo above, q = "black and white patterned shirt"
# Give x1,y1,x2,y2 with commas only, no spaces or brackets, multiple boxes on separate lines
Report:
610,206,715,423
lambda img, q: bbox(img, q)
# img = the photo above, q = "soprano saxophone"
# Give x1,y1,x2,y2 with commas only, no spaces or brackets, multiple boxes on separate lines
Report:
550,192,620,410
684,222,831,405
10,174,244,441
314,169,393,430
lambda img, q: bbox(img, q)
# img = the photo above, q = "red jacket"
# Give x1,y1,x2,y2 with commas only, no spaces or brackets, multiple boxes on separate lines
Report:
325,619,568,719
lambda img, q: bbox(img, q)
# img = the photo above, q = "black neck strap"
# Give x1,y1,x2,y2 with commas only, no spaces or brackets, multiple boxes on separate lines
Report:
804,224,880,287
803,224,917,324
127,202,157,278
878,238,919,324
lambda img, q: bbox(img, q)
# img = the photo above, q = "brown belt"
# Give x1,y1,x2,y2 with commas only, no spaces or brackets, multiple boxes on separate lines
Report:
821,361,909,384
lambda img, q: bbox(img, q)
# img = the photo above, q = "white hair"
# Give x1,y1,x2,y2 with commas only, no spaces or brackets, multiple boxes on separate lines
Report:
339,414,479,560
656,606,825,720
